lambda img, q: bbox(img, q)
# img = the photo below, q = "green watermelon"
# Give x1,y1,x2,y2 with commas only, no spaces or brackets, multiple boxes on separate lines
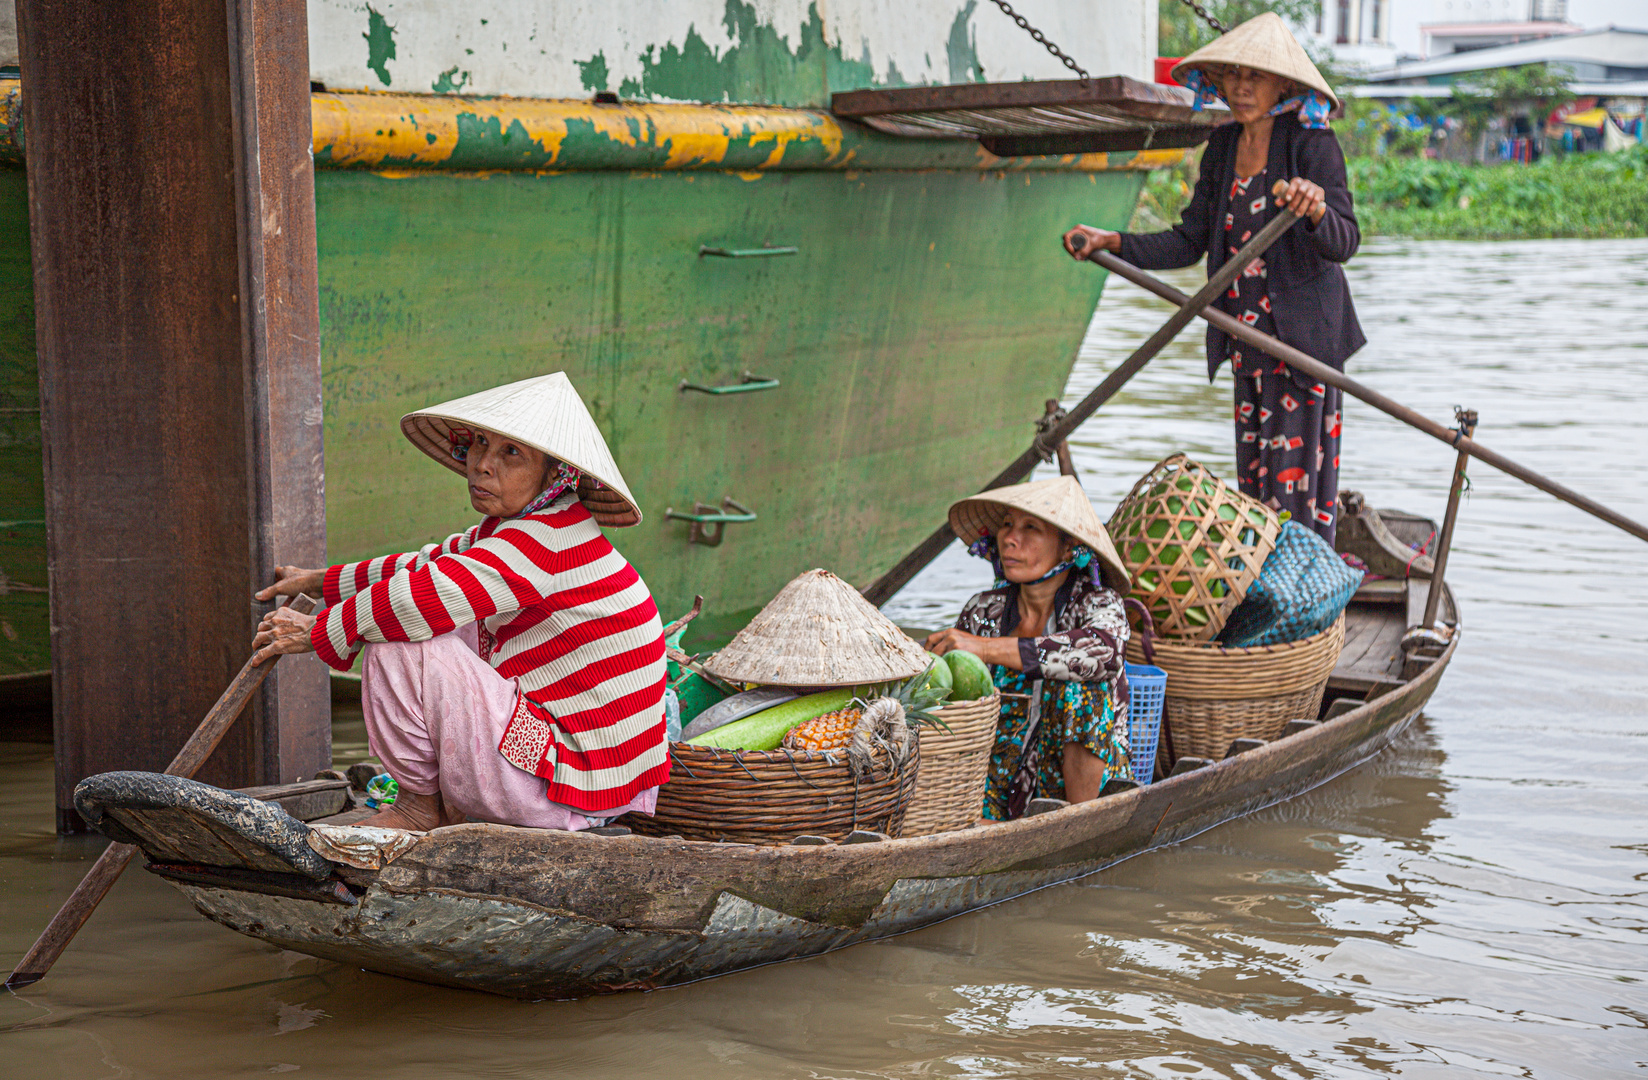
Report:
924,652,953,693
944,649,992,701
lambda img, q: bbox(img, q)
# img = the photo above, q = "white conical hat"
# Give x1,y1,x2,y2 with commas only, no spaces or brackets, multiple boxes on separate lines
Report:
704,569,930,687
1172,12,1339,110
948,475,1131,592
401,372,642,527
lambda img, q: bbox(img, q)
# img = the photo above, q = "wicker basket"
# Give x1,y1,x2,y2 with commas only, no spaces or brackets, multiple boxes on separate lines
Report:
1107,455,1281,642
901,692,1001,837
1126,614,1345,762
626,740,920,844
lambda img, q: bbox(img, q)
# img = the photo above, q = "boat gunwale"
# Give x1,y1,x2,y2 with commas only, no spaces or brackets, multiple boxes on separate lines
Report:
360,585,1457,880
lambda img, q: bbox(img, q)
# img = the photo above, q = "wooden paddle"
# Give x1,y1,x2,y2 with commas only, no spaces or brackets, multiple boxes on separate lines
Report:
862,180,1307,606
5,593,319,990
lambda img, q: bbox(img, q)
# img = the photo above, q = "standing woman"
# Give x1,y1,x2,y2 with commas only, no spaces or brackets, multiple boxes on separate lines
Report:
1062,13,1362,542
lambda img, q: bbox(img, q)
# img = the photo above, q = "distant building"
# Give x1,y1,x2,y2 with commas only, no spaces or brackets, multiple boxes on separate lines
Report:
1420,0,1580,57
1354,25,1648,90
1295,0,1399,71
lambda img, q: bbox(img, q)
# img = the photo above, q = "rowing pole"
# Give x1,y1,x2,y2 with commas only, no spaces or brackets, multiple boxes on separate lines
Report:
1088,250,1648,547
5,594,319,990
864,202,1648,607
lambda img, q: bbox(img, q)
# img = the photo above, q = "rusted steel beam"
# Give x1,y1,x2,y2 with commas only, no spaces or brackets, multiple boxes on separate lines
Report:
226,0,330,786
15,0,327,831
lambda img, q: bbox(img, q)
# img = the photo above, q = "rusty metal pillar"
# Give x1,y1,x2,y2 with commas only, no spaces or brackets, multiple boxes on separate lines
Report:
15,0,329,831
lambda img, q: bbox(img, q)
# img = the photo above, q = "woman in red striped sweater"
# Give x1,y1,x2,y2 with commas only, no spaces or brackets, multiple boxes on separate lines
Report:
251,374,669,832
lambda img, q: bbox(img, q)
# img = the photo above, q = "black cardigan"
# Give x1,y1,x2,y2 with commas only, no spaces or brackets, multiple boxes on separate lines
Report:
1119,114,1365,385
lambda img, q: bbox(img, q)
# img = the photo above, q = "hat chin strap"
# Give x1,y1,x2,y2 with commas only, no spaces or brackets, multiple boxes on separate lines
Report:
508,460,582,520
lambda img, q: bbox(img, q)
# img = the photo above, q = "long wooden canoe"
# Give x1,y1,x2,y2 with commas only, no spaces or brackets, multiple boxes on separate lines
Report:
72,498,1456,999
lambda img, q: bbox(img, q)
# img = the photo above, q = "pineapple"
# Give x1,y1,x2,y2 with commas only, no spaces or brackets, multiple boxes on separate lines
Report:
780,663,952,759
782,704,863,753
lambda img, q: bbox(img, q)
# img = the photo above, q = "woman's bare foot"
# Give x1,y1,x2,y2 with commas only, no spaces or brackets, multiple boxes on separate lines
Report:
360,788,448,831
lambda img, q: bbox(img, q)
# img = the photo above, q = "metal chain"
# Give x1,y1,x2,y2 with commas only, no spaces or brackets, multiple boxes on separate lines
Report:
1175,0,1229,35
987,0,1089,81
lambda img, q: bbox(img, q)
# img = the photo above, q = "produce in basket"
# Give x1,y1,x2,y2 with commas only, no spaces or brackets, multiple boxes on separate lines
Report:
924,651,953,693
678,686,799,744
1106,454,1279,641
690,688,855,751
944,649,992,701
783,667,950,754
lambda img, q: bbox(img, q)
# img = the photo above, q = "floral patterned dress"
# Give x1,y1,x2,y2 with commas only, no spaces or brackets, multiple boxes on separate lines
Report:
1223,168,1345,542
954,575,1132,819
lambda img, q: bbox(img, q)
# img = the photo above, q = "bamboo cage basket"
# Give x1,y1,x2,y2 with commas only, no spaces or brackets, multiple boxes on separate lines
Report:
626,740,920,844
1108,455,1281,642
1126,614,1345,762
901,692,1001,837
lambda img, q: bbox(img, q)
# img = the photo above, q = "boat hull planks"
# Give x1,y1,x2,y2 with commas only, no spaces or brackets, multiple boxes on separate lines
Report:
78,601,1454,998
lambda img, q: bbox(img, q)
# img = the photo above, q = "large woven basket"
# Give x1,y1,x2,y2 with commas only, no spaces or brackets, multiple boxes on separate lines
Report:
902,692,1000,837
1108,455,1281,642
1126,614,1345,762
626,740,920,844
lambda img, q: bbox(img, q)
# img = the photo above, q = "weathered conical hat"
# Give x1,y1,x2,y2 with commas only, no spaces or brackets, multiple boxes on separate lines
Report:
704,569,930,688
401,372,641,527
948,475,1131,592
1172,12,1339,110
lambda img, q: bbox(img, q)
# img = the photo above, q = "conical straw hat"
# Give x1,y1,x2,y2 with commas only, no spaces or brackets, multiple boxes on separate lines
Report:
948,475,1131,592
1171,12,1339,110
703,569,931,688
401,372,642,527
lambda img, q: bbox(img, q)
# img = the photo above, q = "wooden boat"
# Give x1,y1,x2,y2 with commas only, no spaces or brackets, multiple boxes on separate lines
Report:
73,497,1456,999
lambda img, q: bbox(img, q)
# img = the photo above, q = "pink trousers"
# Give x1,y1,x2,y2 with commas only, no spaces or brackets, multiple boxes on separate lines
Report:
360,625,657,830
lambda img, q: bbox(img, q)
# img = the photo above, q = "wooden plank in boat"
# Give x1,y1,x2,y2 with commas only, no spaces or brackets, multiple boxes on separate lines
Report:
236,778,350,822
1354,579,1407,604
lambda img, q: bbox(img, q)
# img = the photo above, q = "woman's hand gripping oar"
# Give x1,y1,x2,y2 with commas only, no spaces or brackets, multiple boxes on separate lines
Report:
862,180,1305,607
5,594,319,991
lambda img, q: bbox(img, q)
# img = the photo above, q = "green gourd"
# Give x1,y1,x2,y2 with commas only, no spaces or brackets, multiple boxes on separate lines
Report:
690,688,855,752
944,649,992,701
924,652,953,693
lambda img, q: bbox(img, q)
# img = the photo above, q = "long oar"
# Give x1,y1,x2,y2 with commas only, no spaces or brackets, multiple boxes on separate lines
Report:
1091,251,1648,546
863,181,1306,606
5,594,318,991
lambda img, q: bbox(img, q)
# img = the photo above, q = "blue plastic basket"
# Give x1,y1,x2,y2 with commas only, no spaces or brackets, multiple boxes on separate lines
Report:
1125,662,1168,786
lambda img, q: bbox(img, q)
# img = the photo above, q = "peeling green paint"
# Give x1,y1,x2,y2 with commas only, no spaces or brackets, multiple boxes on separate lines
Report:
431,66,470,94
947,1,985,84
618,0,876,106
364,4,397,88
452,114,552,168
577,53,611,93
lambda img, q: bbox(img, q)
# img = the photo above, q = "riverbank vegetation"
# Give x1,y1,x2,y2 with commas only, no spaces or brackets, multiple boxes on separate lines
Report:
1130,145,1648,240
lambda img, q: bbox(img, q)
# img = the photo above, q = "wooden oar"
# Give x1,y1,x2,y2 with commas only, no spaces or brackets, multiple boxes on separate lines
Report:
5,593,318,991
1091,252,1648,546
862,181,1306,606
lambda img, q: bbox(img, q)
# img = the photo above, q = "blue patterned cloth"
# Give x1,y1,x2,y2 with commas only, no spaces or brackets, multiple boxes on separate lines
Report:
1218,520,1364,646
1182,67,1332,130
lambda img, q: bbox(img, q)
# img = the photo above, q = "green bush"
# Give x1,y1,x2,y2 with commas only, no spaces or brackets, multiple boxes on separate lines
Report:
1130,143,1648,240
1348,148,1648,239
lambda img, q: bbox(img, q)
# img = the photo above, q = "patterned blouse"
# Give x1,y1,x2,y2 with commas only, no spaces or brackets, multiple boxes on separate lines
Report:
956,575,1134,817
955,575,1131,687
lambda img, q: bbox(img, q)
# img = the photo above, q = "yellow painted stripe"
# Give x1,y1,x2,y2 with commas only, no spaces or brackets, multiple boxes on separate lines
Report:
0,79,1187,174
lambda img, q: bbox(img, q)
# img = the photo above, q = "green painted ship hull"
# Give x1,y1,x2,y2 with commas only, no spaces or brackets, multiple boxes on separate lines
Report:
316,164,1139,644
0,102,1152,670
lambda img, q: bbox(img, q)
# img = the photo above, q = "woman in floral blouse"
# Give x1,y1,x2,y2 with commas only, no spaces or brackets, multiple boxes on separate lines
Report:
926,476,1134,820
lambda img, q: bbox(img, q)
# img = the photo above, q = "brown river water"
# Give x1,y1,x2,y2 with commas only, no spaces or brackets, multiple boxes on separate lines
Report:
2,238,1645,1078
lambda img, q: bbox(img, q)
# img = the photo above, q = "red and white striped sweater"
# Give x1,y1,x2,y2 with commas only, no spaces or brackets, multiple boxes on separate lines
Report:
310,491,669,813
